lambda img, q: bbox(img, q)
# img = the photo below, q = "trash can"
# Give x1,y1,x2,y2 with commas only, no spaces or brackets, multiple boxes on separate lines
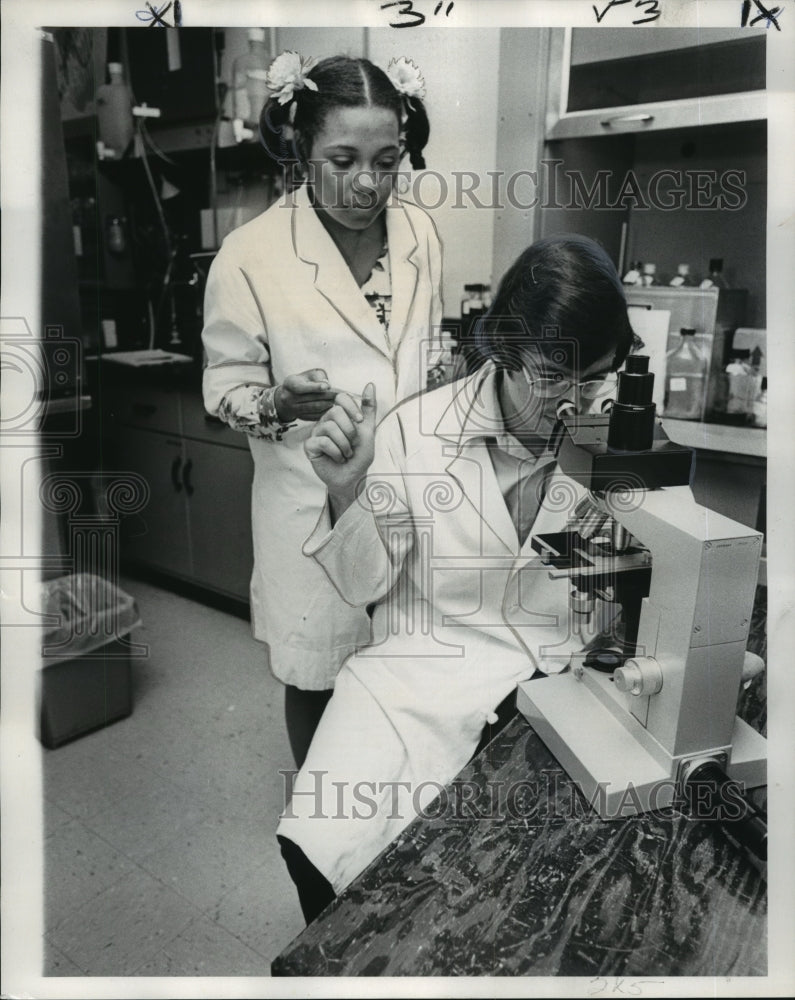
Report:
38,574,142,749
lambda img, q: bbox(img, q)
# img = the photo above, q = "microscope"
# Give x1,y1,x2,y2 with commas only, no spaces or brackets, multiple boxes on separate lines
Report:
517,356,767,847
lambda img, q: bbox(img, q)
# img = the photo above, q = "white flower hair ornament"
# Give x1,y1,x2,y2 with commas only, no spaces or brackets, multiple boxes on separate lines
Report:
386,57,426,113
266,51,319,106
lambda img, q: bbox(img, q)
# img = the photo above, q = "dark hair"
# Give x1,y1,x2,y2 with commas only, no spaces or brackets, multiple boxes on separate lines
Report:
259,55,430,176
472,234,635,375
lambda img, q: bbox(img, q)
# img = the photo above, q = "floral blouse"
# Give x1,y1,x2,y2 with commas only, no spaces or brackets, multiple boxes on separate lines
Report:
361,241,392,342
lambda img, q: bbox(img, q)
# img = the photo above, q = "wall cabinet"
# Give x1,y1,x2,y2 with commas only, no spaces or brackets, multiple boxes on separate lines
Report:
546,28,766,140
538,29,768,330
108,378,254,602
529,29,767,534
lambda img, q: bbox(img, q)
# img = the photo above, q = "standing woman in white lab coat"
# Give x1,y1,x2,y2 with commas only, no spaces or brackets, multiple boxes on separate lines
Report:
201,53,442,766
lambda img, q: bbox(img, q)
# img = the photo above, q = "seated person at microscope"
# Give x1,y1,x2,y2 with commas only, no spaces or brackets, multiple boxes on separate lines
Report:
277,234,637,922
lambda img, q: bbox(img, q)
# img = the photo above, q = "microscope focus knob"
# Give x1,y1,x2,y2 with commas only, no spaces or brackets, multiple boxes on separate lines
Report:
614,657,663,697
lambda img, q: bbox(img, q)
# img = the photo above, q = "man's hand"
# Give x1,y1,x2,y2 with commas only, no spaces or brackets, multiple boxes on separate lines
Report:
275,369,338,422
305,383,377,516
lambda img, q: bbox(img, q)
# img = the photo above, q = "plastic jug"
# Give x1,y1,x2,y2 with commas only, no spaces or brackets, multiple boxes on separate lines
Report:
233,28,270,123
664,327,708,420
96,63,134,158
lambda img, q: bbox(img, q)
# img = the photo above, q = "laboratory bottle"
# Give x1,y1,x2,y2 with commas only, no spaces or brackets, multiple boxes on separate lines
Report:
461,283,491,319
664,327,707,420
725,349,756,421
233,28,270,123
700,257,729,290
622,261,643,286
96,63,134,158
669,263,693,287
752,377,767,428
641,263,657,286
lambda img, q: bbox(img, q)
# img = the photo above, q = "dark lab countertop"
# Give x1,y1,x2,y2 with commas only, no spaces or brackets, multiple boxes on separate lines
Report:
272,594,767,978
273,717,766,978
86,353,204,391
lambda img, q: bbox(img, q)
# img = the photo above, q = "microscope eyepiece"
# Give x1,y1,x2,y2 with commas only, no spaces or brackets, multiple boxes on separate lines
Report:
607,354,656,452
624,354,649,375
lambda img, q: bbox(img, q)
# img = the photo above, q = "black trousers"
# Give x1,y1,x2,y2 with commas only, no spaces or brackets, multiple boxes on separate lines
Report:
279,688,519,924
284,684,333,769
278,834,336,925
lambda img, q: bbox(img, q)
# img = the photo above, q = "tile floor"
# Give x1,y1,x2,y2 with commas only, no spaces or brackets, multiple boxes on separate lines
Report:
42,576,305,977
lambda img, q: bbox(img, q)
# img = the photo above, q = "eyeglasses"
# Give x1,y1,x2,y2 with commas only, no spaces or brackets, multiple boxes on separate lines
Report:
522,369,617,401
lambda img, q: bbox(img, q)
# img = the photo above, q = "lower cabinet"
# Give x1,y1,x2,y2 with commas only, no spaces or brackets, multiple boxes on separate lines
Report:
116,426,194,580
183,437,254,600
112,385,254,602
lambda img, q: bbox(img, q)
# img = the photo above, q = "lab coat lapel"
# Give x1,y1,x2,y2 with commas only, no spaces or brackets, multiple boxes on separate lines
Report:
518,457,565,557
437,369,518,554
446,448,519,554
291,185,391,360
385,200,419,350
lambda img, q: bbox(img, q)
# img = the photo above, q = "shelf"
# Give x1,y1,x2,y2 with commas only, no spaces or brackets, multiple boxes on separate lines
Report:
662,418,766,459
43,394,93,418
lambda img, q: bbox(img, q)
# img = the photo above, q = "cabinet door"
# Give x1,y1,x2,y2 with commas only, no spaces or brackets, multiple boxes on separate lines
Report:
114,426,192,578
183,439,254,601
547,28,766,139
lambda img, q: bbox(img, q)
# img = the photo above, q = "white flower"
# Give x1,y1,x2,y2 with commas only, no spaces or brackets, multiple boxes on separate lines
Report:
266,51,319,105
386,57,426,100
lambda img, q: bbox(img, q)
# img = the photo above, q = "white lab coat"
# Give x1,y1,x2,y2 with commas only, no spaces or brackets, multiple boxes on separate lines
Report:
202,184,443,688
278,365,599,893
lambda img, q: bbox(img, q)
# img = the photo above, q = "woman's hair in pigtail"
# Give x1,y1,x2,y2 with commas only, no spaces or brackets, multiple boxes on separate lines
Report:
258,54,430,175
402,98,430,170
258,97,301,172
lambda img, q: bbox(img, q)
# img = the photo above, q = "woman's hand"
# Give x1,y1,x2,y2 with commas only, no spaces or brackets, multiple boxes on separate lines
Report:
305,383,377,516
275,369,338,422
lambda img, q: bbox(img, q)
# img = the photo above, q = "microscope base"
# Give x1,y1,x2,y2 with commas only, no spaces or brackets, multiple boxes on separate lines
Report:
517,674,766,819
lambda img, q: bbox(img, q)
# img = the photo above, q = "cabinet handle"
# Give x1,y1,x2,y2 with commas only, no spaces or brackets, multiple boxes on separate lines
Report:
183,458,194,496
600,113,655,130
170,455,183,493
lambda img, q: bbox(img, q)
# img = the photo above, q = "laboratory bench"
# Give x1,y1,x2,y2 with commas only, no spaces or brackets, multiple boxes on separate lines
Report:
271,606,767,978
663,417,766,536
272,718,766,978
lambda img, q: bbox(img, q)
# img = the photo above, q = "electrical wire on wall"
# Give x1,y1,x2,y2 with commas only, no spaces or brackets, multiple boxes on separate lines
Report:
209,28,227,251
136,118,176,349
137,119,178,168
